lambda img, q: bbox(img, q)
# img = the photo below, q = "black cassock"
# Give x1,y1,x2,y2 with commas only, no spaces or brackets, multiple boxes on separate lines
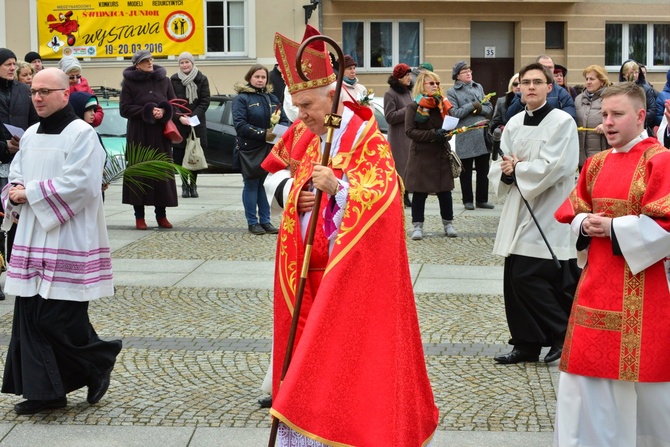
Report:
2,295,122,401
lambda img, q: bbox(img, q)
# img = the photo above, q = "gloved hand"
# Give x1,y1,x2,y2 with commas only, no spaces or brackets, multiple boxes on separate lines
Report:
434,128,449,143
265,129,277,142
472,102,483,115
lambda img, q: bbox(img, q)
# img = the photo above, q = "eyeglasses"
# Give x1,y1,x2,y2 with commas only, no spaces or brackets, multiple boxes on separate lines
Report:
459,69,472,74
512,82,519,87
30,88,66,97
68,74,82,80
424,81,440,86
519,79,548,86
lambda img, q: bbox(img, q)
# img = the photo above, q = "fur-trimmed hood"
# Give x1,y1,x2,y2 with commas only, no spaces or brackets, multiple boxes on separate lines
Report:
234,82,274,95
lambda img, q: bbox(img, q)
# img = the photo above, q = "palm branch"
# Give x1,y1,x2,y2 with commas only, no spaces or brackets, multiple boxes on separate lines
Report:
104,143,192,194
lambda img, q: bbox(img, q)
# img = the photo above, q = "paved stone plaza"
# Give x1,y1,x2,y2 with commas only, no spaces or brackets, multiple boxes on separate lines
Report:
0,175,556,446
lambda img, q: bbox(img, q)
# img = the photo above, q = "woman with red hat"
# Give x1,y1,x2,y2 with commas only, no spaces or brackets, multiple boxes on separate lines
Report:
384,63,413,207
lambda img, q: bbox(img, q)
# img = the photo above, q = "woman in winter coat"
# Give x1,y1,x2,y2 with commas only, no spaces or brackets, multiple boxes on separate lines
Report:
339,55,368,103
384,62,413,207
488,73,520,160
170,52,210,199
0,48,39,301
58,56,104,127
405,70,457,240
232,64,286,235
447,60,494,210
575,64,611,169
619,59,657,132
654,69,670,128
120,50,178,230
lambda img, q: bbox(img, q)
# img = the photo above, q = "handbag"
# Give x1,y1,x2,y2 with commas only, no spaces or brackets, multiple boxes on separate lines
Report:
163,99,193,144
183,128,208,171
164,120,182,144
237,144,272,180
446,147,462,178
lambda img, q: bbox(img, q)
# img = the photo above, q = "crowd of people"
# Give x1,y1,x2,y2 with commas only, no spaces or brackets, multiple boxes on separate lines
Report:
2,38,670,446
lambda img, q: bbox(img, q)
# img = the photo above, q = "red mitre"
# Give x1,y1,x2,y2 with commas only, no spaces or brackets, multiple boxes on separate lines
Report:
274,25,336,94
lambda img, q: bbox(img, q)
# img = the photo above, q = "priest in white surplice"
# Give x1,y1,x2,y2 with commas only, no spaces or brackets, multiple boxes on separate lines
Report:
555,82,670,446
1,68,121,415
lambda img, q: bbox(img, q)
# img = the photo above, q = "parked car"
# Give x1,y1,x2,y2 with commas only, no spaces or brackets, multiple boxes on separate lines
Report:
371,97,388,137
96,99,126,157
204,94,238,172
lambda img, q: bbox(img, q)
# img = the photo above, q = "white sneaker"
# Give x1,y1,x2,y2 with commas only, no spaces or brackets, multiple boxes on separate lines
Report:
445,222,457,238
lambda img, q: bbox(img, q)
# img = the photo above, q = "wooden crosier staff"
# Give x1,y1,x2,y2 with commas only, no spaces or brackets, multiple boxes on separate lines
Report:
267,34,345,447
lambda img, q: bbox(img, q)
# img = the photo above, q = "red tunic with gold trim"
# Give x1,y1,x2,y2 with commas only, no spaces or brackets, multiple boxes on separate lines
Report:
271,110,438,446
555,138,670,382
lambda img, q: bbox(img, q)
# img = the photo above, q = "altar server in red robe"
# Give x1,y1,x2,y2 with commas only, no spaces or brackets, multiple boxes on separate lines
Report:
554,82,670,446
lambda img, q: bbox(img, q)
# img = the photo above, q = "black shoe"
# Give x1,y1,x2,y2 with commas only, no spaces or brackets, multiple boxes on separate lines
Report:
544,345,563,363
14,397,67,415
181,185,190,198
248,224,266,235
464,202,475,210
0,287,5,301
476,202,495,209
87,367,113,404
258,396,272,408
494,348,539,364
189,184,199,198
260,223,279,234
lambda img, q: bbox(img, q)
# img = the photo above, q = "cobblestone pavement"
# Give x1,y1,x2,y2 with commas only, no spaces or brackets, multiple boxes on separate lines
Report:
0,177,559,437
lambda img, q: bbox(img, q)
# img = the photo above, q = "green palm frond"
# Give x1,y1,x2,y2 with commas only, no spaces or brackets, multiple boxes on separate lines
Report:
104,143,192,194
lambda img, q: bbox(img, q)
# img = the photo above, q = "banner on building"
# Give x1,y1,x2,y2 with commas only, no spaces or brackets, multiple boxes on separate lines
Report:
36,1,205,59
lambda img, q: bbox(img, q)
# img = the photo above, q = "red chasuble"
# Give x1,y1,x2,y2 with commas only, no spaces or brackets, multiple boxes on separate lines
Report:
555,138,670,382
261,120,315,177
270,112,438,446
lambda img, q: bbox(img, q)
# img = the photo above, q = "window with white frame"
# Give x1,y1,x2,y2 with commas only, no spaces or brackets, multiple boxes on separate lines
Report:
206,0,247,55
342,21,422,70
606,23,670,68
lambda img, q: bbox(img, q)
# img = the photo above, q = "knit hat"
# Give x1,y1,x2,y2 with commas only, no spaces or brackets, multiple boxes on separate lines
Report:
59,56,82,74
452,61,469,80
0,48,17,66
392,63,412,79
419,62,434,72
69,92,98,120
131,50,152,65
178,52,195,64
340,55,356,69
24,51,42,63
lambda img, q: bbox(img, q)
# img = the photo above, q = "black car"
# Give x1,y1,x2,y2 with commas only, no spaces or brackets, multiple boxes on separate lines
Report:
205,94,239,172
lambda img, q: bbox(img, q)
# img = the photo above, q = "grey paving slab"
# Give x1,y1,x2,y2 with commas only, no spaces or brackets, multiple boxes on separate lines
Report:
420,264,504,280
110,271,190,288
414,277,503,295
0,425,195,447
111,259,205,273
433,430,553,446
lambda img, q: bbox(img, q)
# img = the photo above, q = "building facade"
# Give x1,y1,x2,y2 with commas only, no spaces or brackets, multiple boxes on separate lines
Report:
1,0,669,99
